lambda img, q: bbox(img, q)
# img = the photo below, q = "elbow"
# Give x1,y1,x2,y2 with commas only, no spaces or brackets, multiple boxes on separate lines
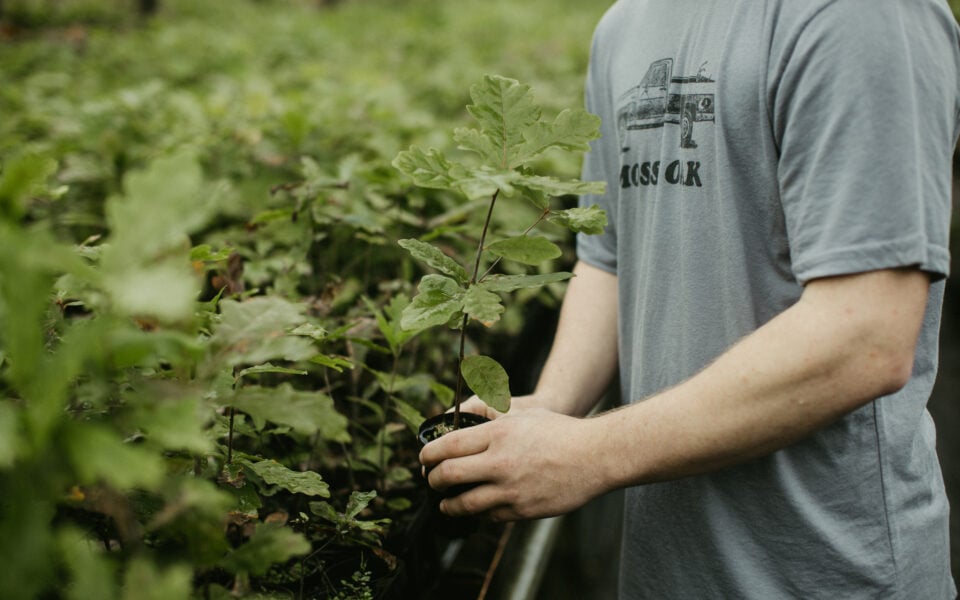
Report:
858,331,917,399
873,350,914,397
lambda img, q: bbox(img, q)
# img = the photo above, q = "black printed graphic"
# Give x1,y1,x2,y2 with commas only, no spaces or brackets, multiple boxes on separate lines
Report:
616,59,715,151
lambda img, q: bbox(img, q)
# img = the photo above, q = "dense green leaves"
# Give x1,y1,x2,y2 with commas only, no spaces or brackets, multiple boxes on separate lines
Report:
394,74,604,205
0,0,612,596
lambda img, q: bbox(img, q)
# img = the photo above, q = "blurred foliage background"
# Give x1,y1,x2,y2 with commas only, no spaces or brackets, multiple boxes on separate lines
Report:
0,1,958,599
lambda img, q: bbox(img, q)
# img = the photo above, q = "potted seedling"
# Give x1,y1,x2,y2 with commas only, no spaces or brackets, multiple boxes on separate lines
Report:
392,75,607,443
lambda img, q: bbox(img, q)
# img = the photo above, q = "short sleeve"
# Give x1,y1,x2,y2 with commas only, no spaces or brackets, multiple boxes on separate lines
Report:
773,0,959,284
576,27,620,275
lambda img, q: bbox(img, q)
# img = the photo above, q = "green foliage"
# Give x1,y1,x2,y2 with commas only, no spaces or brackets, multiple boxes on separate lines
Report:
394,75,606,413
0,0,610,597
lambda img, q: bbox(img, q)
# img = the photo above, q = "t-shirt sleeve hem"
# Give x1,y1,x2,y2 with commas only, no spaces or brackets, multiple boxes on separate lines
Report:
792,235,950,284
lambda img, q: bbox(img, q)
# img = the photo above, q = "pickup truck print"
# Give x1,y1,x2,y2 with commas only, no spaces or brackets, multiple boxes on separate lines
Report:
616,58,715,150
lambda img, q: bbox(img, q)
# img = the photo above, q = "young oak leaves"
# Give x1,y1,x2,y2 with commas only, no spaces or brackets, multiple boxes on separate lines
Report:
393,75,607,413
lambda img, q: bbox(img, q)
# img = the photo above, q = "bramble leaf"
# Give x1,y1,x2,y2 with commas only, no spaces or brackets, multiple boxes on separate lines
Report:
245,459,330,497
479,272,575,292
463,285,504,326
401,274,465,330
461,355,510,412
486,235,561,265
398,238,468,283
548,205,609,235
225,383,350,442
207,297,316,370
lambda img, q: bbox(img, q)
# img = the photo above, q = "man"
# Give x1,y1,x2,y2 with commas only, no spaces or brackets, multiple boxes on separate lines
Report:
420,0,960,597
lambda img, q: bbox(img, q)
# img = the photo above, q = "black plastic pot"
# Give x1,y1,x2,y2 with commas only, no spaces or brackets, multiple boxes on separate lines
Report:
417,412,490,539
417,411,490,445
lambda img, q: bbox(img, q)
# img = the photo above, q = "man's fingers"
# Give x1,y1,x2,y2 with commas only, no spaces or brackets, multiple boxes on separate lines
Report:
426,448,495,492
438,484,512,519
451,395,505,420
419,423,490,468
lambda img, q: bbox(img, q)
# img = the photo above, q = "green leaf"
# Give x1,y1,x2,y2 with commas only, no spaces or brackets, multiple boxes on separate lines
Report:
398,238,468,283
486,235,561,265
479,272,575,292
392,146,457,190
219,523,310,577
235,363,309,380
456,167,524,200
548,205,609,235
122,559,192,600
344,490,377,520
517,174,606,198
371,294,419,354
289,322,328,340
107,328,203,370
189,244,233,263
245,459,330,497
309,354,354,372
103,151,213,263
400,274,465,330
132,395,213,454
0,153,58,221
0,402,19,468
104,262,200,323
463,285,504,326
391,397,425,434
461,355,511,412
514,108,602,165
59,528,117,600
464,75,540,169
207,297,315,371
66,424,165,490
97,151,217,323
310,491,389,535
429,381,455,409
226,383,350,442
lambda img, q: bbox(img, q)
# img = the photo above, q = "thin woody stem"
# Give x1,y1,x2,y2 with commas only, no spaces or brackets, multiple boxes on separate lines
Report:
454,189,500,429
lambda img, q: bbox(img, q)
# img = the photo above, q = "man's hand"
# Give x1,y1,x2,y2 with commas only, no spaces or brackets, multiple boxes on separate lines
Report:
419,407,608,521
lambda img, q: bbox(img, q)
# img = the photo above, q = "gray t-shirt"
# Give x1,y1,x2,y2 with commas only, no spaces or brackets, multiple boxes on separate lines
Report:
577,1,960,598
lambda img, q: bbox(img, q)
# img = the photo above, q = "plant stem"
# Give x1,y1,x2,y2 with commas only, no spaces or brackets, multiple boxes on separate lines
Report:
454,189,500,429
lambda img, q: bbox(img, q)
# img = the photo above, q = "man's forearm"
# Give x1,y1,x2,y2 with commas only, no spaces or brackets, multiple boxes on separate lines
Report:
588,268,930,489
526,260,619,416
